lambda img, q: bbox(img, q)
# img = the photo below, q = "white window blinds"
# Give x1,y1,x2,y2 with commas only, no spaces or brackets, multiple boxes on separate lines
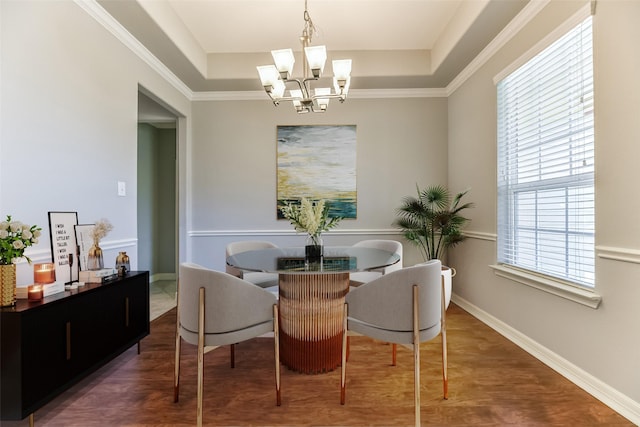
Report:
497,16,594,288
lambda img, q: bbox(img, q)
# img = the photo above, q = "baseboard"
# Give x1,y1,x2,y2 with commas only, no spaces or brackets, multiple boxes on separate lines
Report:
150,273,176,283
451,294,640,425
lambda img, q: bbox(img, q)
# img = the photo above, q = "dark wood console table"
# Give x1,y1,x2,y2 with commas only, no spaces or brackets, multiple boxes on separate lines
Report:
0,271,150,423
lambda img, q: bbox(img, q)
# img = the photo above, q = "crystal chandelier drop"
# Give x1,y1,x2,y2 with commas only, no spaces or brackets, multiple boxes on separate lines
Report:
256,0,352,114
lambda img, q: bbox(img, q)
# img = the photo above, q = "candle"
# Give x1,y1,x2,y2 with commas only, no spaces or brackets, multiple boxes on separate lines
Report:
34,263,56,284
28,284,43,301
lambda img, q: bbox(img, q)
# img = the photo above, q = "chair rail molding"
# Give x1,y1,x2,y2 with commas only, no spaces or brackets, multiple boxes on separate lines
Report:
596,245,640,265
189,228,403,237
463,230,496,241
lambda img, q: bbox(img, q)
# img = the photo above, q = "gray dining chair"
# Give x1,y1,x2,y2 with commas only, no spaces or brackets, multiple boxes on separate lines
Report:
349,239,403,287
174,263,281,427
348,239,404,364
225,240,279,290
340,260,447,427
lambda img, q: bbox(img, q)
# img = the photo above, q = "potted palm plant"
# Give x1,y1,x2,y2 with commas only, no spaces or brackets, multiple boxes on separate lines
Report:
394,184,474,308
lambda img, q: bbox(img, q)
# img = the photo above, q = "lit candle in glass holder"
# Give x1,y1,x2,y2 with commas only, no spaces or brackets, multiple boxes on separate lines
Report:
28,284,44,301
34,263,56,284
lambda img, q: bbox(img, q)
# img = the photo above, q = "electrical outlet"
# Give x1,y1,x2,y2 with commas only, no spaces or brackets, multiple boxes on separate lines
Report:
117,181,126,197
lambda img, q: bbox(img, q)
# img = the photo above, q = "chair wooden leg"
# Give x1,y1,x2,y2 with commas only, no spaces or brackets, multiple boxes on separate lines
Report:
413,285,420,427
197,287,205,427
174,336,181,403
441,278,448,400
392,343,397,366
341,303,348,405
174,279,182,403
346,336,350,362
274,304,281,406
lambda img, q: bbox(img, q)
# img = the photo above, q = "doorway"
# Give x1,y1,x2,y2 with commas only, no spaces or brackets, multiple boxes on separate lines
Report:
137,90,178,320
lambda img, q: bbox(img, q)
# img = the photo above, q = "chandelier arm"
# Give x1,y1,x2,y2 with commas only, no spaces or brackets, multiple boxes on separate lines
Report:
283,78,307,94
310,93,345,101
302,77,318,97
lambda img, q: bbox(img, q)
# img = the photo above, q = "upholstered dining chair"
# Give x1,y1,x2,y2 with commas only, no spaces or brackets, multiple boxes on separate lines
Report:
348,239,404,364
174,263,281,427
340,260,447,427
349,239,403,287
225,240,279,290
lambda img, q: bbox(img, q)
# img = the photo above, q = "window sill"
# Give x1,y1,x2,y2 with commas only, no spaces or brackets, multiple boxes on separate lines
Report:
489,265,602,309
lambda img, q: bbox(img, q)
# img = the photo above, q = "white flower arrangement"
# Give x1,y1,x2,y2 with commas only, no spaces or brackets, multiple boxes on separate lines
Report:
90,218,113,246
0,215,41,265
279,198,342,244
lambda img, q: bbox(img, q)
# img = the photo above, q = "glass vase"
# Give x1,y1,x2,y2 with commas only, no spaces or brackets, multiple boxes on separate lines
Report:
87,243,104,271
115,251,130,276
305,234,323,270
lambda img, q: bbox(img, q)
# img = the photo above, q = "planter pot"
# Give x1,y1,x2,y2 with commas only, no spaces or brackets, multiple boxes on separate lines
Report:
441,266,455,310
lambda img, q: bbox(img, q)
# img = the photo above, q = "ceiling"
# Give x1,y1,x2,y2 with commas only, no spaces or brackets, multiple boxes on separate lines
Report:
99,0,529,92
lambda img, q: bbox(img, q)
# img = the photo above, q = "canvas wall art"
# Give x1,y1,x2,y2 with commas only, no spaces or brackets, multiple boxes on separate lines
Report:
277,125,357,218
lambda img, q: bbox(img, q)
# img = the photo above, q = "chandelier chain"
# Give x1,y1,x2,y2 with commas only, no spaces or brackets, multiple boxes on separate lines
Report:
302,0,318,43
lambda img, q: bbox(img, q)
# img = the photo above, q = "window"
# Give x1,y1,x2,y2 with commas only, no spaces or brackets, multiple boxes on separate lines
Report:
497,16,594,288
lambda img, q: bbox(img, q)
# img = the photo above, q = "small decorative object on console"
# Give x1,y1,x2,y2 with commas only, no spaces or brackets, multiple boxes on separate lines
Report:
87,219,113,271
115,251,130,274
27,284,43,301
79,268,118,284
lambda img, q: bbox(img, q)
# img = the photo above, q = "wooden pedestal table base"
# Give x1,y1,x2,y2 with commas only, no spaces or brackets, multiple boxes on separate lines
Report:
278,272,349,374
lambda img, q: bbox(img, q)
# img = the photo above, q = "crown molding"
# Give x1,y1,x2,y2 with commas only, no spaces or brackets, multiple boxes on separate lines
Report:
79,0,549,101
447,0,550,96
75,0,193,100
191,88,448,102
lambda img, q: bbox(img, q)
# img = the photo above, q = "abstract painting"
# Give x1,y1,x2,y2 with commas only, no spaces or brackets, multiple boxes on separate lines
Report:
277,125,356,218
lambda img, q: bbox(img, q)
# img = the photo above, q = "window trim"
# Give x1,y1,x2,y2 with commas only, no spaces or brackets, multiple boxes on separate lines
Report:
494,3,596,294
490,264,601,309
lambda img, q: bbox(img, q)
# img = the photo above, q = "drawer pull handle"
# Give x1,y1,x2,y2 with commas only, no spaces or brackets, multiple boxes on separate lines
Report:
125,297,130,327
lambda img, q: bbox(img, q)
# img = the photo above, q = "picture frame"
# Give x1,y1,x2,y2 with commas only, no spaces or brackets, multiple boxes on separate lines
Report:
276,124,357,219
74,224,95,272
48,211,79,284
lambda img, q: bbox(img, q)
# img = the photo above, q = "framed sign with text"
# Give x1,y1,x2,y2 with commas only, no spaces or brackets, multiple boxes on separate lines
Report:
48,211,79,284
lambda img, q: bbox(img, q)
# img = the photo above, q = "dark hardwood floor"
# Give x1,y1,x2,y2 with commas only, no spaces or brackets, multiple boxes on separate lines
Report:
5,304,632,426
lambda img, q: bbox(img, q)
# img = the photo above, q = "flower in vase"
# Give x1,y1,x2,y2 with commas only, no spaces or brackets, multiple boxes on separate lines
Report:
0,215,41,265
279,198,342,244
90,218,113,246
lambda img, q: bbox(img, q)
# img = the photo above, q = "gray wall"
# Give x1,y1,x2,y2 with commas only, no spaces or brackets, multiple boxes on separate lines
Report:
1,0,190,283
188,97,449,271
448,0,640,409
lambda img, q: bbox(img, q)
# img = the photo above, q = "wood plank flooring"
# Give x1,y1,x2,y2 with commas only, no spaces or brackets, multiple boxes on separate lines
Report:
5,304,632,426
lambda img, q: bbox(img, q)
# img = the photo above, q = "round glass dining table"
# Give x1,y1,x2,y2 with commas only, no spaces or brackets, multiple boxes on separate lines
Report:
227,246,400,374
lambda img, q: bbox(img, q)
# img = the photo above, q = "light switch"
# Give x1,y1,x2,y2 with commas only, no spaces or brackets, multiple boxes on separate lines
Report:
117,181,126,196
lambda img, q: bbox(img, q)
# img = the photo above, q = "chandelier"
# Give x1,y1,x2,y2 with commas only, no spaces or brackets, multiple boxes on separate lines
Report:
256,0,352,114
